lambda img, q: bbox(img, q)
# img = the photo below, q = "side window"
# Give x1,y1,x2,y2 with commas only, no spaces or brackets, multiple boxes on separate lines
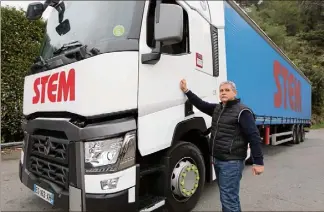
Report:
146,0,190,55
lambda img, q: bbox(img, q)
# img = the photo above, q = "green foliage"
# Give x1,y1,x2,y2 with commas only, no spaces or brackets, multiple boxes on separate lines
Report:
246,1,324,124
1,6,46,143
311,122,324,129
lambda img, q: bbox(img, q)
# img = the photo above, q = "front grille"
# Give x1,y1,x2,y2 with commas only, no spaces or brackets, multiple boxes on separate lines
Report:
30,134,69,165
29,156,69,188
27,130,70,189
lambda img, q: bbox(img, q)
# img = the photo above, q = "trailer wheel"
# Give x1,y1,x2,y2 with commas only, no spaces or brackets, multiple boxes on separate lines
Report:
295,125,301,144
291,125,299,144
163,141,205,212
300,125,305,142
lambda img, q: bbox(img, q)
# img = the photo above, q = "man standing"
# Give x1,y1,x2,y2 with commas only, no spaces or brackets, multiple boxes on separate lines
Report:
180,79,264,212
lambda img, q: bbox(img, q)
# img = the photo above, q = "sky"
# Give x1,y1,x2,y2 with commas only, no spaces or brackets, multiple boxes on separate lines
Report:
2,1,52,19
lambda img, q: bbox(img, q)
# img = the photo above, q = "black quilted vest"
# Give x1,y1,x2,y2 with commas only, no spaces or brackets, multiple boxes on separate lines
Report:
209,98,253,161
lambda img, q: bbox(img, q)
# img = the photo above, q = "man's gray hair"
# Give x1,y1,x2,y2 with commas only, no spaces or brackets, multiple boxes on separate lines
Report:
219,81,237,91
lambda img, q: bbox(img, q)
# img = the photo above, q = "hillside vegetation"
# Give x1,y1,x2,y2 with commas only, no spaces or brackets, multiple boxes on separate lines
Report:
1,2,323,143
243,0,324,124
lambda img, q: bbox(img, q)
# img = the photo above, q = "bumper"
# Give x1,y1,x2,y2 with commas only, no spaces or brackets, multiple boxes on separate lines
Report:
19,162,140,212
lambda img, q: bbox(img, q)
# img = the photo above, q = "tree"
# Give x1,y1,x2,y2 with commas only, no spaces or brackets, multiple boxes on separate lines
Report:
1,6,46,143
246,1,324,124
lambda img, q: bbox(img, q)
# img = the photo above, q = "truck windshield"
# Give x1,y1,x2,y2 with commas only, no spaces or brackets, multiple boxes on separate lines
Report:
40,1,144,60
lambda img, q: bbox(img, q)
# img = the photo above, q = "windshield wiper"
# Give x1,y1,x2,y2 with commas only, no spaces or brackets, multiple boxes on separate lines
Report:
30,56,49,74
53,41,100,58
29,42,101,75
53,40,83,55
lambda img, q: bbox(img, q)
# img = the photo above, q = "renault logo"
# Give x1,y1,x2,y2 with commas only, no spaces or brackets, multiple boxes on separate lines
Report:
44,137,51,155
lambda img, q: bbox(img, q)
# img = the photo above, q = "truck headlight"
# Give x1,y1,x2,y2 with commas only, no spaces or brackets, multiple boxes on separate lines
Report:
85,137,123,166
84,131,136,173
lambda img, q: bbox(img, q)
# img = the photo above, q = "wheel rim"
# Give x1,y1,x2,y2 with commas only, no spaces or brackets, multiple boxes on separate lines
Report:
170,157,200,202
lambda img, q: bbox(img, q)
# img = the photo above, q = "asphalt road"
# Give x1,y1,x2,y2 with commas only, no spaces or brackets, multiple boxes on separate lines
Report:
1,129,324,211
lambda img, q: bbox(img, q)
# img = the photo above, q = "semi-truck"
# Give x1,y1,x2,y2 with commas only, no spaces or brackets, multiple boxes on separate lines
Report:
19,0,312,211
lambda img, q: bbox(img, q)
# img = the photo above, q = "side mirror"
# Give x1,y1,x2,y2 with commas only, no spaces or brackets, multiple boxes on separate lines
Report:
56,19,71,36
26,2,44,20
154,4,184,45
141,3,184,65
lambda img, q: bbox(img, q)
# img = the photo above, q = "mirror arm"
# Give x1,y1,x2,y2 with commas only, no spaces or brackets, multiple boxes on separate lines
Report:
155,0,162,23
44,0,65,22
141,0,162,65
55,1,65,23
43,0,51,10
141,41,161,65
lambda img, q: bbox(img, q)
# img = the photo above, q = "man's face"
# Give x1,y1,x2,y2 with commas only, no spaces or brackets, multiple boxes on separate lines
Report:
219,83,237,103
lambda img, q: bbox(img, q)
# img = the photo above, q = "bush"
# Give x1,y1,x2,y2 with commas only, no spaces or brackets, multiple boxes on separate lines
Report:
1,6,46,143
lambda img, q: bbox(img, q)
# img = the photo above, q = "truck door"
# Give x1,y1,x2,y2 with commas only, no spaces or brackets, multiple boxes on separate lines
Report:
137,0,216,156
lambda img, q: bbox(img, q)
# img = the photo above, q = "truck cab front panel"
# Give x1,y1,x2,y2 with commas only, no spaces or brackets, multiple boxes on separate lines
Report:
20,116,139,211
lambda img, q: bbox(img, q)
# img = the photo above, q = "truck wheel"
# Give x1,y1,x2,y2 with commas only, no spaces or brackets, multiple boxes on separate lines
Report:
300,125,305,142
291,125,298,144
164,141,205,212
296,125,301,144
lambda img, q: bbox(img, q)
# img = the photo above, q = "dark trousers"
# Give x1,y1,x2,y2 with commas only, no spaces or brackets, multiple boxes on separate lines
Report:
214,158,245,212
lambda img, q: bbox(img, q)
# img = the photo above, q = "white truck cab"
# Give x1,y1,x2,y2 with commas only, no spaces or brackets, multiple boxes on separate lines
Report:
19,1,250,211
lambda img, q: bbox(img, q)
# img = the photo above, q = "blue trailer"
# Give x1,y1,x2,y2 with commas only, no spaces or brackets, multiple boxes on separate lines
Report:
224,1,312,146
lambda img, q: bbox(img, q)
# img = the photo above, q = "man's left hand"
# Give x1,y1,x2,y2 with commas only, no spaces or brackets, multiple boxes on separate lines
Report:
252,165,264,176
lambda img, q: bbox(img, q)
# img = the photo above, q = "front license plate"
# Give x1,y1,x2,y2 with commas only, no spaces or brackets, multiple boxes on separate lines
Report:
34,184,54,205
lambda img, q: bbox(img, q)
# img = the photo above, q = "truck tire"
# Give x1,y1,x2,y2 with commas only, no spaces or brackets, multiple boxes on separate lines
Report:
295,125,301,144
291,124,298,144
163,141,205,212
300,125,305,142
